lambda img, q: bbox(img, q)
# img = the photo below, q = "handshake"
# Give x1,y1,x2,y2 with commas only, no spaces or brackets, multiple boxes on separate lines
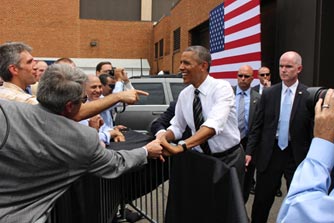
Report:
145,132,186,162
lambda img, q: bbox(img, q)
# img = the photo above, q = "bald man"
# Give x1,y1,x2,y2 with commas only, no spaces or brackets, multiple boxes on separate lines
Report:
79,74,125,146
233,65,260,203
246,51,313,223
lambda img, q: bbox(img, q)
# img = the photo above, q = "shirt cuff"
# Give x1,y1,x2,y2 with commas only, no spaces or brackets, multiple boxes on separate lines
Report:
155,129,166,136
142,146,148,156
307,137,334,170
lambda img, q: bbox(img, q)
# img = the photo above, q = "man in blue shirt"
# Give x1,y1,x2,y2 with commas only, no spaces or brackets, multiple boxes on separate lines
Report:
277,88,334,222
233,64,261,204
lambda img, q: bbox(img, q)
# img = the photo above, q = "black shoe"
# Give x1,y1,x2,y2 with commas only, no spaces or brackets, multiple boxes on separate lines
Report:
125,208,142,223
276,189,283,197
250,185,255,195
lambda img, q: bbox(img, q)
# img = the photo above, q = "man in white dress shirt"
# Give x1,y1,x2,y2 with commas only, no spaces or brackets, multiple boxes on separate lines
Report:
161,45,244,185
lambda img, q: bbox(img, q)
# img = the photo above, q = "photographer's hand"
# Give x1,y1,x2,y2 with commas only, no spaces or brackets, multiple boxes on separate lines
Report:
114,68,123,82
314,88,334,142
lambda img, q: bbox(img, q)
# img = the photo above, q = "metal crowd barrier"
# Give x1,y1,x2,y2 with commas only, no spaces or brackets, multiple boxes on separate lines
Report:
48,157,170,223
123,158,170,223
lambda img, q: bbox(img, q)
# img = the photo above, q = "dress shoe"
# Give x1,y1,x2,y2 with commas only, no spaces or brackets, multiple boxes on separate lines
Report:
276,189,283,197
250,184,255,195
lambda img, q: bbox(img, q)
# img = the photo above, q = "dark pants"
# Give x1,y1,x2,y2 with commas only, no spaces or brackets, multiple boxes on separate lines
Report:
214,145,245,190
240,137,256,203
251,142,297,223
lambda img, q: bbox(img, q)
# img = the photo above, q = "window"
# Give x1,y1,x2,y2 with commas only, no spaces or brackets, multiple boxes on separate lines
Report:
154,42,158,59
132,83,166,105
159,39,164,57
80,0,141,21
173,27,181,51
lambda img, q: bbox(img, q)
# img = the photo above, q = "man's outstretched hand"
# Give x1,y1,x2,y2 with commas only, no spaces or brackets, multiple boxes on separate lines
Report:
116,89,149,104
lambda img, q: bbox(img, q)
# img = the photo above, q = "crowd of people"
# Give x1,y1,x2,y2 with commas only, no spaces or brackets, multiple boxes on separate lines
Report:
0,42,333,223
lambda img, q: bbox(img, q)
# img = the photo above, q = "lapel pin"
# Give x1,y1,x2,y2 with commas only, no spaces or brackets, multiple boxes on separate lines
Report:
298,91,302,95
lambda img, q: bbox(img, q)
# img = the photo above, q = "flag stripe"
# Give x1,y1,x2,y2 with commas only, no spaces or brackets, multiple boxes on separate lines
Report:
211,52,261,66
225,14,260,35
212,43,261,61
225,24,260,44
225,33,261,50
210,60,261,74
225,1,259,22
211,70,259,79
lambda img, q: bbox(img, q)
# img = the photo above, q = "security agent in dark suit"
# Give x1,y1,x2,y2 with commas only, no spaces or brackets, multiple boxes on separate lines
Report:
252,66,271,95
233,64,261,204
245,51,313,223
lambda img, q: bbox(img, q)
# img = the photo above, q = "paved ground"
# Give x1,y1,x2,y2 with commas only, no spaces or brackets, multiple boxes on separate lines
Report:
246,185,286,223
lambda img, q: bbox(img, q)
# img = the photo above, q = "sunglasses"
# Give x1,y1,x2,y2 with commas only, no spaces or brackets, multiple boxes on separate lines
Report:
259,73,271,77
108,84,115,89
238,74,251,78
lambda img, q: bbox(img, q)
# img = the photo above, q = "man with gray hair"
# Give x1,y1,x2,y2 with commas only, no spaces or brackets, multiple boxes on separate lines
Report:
0,42,145,121
0,63,163,223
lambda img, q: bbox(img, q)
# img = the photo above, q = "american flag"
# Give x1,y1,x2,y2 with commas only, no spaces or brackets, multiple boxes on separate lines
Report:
209,0,261,80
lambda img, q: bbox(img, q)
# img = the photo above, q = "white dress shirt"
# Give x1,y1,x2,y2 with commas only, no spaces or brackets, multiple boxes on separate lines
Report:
168,75,240,153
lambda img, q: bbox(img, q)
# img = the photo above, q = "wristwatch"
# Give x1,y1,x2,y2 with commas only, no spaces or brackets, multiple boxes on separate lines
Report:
178,140,187,152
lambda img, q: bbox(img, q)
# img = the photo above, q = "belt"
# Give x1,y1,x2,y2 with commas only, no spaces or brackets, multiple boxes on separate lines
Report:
212,144,240,158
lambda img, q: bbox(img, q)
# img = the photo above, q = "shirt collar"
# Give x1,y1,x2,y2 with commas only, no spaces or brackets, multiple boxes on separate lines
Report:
236,85,250,96
192,75,211,96
3,82,26,93
282,80,299,95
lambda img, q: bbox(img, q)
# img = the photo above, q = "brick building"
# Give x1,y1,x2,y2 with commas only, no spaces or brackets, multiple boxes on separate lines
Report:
1,0,333,85
0,0,222,75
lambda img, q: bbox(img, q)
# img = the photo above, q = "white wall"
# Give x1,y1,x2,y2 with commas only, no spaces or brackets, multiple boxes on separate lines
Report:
35,57,151,77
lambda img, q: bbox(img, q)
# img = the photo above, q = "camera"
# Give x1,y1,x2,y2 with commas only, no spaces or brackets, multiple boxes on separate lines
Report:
109,67,116,76
306,86,328,113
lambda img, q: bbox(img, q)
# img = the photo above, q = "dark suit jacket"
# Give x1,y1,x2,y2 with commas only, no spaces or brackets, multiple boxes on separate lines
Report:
233,86,261,131
150,101,177,135
150,101,191,139
252,84,260,93
246,82,313,172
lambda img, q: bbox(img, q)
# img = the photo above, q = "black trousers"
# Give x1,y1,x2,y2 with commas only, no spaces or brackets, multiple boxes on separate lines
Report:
214,145,245,190
240,137,256,203
251,142,297,223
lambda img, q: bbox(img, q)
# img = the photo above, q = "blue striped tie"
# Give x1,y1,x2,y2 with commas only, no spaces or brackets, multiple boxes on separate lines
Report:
238,91,247,139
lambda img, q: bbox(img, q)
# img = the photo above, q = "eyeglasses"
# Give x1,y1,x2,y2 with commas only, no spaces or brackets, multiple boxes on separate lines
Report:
259,73,271,77
108,84,115,89
238,74,251,78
